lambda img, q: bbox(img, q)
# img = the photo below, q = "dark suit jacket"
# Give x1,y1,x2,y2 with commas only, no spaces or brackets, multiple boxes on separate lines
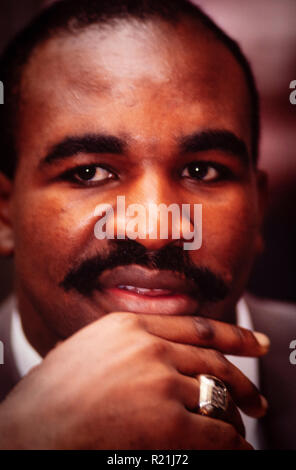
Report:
0,293,295,449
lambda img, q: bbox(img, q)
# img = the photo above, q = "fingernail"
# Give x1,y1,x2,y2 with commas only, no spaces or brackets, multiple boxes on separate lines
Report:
254,332,270,350
260,395,268,412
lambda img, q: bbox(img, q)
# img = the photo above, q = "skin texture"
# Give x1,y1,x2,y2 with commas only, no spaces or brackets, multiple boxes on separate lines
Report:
0,17,268,449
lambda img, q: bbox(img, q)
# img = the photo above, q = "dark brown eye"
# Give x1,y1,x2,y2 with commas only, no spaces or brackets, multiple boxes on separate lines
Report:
182,162,219,181
75,166,114,183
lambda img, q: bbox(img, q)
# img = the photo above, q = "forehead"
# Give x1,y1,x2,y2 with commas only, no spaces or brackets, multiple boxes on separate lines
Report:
18,18,252,157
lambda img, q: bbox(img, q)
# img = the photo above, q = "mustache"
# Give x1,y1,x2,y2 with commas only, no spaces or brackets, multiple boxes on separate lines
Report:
60,239,230,303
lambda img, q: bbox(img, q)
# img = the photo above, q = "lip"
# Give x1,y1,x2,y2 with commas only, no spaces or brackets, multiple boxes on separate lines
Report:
96,265,199,315
98,265,197,294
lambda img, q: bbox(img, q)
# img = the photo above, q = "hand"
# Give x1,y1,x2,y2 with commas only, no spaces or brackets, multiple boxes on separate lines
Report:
0,312,269,449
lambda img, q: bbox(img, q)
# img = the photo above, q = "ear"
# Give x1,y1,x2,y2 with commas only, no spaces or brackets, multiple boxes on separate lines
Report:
254,169,268,256
0,172,14,257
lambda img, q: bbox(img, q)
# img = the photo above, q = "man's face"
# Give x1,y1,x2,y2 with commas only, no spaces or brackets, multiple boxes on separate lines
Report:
7,18,265,353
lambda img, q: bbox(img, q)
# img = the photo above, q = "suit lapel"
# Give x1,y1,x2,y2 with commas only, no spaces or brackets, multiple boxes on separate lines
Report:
246,294,296,449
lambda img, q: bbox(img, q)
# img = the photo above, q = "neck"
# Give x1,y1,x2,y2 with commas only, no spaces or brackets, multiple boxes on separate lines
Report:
15,287,60,357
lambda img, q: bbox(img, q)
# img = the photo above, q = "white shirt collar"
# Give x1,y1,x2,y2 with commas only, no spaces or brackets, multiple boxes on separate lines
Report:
10,297,260,448
10,306,42,377
226,298,260,449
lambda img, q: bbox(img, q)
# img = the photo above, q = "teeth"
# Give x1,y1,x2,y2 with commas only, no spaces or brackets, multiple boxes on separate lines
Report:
118,285,172,296
118,285,154,294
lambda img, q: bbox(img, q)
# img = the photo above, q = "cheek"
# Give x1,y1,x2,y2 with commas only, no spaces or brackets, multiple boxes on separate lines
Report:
12,187,100,283
190,188,259,281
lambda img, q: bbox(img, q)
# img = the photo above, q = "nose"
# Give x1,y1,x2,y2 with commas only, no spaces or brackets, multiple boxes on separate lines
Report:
111,170,196,251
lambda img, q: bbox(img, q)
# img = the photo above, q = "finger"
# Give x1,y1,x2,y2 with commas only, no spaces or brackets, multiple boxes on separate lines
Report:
167,342,268,418
175,408,253,450
138,314,270,357
225,393,246,438
176,374,245,437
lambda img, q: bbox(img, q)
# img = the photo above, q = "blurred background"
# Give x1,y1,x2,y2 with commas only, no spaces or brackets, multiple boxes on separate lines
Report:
0,0,295,303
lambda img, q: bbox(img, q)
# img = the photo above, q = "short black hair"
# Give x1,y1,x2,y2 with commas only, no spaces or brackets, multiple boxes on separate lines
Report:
0,0,260,179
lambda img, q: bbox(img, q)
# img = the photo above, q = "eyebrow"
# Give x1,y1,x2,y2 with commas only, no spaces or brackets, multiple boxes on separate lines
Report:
40,129,250,168
179,130,250,166
41,134,125,166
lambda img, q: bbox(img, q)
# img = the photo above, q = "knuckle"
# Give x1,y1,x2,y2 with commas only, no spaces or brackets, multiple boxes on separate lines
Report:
231,325,257,353
155,371,180,396
211,350,232,378
145,337,170,358
107,311,141,329
244,381,261,406
193,317,215,342
247,330,261,349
